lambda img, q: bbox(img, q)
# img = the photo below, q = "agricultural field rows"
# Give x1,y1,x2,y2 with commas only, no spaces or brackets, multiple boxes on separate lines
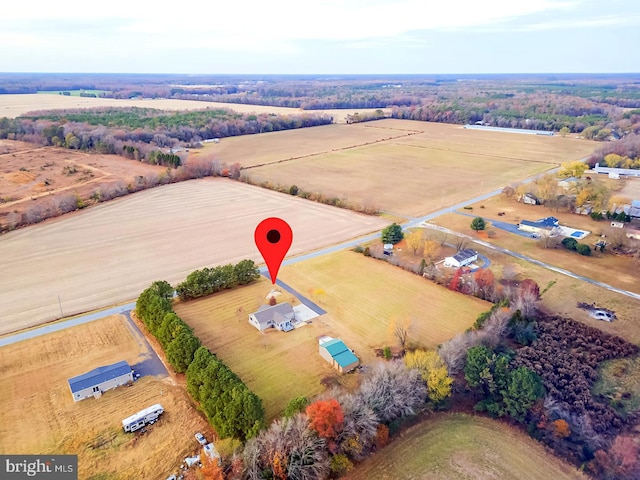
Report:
193,122,418,168
0,179,386,335
228,120,596,217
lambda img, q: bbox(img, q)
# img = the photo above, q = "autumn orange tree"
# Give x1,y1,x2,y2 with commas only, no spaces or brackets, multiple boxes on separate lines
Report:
198,453,224,480
306,399,344,440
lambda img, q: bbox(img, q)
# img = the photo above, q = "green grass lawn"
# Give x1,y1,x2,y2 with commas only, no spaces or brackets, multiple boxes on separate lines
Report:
346,413,586,480
175,251,490,421
593,355,640,416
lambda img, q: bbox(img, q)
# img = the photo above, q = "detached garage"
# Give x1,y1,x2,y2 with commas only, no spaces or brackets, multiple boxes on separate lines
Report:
319,336,359,373
68,360,134,402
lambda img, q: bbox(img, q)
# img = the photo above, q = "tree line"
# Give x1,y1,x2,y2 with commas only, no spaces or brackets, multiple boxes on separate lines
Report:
0,108,333,164
176,260,261,300
134,261,265,442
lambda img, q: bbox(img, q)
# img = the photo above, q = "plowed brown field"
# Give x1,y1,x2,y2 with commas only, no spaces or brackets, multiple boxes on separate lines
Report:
0,179,386,335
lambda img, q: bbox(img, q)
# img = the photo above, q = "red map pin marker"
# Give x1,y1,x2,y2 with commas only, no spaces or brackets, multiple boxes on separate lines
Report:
254,217,293,284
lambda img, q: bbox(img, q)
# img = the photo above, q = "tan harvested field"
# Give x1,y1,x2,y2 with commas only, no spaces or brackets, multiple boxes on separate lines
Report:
0,179,386,335
240,120,596,217
192,122,417,168
618,176,640,199
0,314,211,480
0,93,390,123
0,140,164,224
176,251,489,420
346,413,586,480
0,93,300,118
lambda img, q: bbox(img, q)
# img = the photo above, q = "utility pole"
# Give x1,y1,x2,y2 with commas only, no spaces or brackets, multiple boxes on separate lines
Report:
58,294,64,318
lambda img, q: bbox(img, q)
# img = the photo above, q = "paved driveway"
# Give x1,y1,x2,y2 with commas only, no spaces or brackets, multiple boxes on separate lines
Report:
454,211,537,239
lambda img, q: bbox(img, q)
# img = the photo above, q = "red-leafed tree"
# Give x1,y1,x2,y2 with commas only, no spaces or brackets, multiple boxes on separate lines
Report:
589,436,640,480
474,268,495,300
519,278,540,299
448,268,463,292
198,452,224,480
306,399,344,440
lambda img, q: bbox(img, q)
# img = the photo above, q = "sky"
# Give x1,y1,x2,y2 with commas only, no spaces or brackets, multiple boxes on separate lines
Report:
0,0,638,74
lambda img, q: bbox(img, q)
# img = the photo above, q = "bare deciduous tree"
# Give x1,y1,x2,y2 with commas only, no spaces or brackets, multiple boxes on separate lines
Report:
453,235,468,251
357,361,425,424
389,317,412,354
242,413,329,480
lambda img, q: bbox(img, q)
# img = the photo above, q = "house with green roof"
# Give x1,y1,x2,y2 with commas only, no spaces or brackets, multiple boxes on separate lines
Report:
318,336,359,373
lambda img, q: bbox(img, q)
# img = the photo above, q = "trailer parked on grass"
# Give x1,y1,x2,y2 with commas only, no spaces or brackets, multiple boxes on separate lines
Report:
122,404,164,432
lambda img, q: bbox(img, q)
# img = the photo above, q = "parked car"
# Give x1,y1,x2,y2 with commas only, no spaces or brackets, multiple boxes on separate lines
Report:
195,432,207,445
592,310,614,322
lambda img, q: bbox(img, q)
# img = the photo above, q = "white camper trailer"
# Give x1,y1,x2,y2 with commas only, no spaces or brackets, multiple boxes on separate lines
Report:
122,404,164,432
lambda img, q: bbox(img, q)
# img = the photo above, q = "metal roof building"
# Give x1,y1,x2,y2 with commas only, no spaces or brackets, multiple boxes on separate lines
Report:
68,360,134,402
318,337,359,373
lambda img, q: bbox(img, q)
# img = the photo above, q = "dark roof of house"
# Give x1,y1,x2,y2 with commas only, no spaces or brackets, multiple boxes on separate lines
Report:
320,338,359,368
452,249,477,262
252,303,294,327
520,220,554,230
68,360,132,393
521,216,559,229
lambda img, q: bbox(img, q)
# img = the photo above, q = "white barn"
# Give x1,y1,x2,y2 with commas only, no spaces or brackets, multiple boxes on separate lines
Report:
444,249,478,268
68,360,134,402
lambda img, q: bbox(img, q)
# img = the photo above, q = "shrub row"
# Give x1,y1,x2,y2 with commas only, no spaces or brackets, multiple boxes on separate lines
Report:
175,259,261,300
135,270,265,441
239,177,380,215
561,237,591,256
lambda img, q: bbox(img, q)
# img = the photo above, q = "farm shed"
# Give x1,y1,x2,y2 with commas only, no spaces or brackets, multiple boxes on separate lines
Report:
249,302,295,332
68,360,133,402
444,249,478,268
517,217,560,237
519,193,540,205
630,200,640,218
593,163,640,177
318,336,359,373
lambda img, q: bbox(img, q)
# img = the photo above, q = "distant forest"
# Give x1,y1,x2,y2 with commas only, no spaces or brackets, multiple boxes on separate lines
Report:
0,107,333,164
2,73,640,159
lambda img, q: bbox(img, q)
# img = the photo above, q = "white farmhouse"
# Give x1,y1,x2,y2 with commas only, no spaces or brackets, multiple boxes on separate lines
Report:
249,303,295,332
444,249,478,268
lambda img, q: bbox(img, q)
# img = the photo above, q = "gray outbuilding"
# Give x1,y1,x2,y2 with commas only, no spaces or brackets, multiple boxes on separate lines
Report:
68,360,134,402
